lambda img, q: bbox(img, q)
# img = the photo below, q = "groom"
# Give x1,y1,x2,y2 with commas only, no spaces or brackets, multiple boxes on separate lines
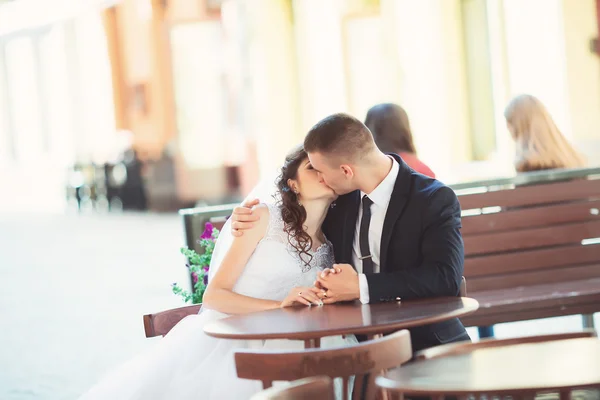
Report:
233,113,470,352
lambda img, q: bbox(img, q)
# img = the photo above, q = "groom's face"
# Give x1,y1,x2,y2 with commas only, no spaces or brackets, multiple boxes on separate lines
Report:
307,152,356,195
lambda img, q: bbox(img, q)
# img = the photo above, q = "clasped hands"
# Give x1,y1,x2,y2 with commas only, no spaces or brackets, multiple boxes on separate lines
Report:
281,263,361,308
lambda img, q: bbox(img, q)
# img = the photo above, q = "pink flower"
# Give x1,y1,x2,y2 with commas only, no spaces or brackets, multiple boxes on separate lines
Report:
191,272,199,285
200,222,214,240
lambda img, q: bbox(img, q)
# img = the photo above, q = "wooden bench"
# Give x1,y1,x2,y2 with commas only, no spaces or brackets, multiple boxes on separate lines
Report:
452,167,600,331
176,168,600,334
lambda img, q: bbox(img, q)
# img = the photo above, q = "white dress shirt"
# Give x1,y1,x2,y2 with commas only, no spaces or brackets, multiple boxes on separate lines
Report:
354,157,399,304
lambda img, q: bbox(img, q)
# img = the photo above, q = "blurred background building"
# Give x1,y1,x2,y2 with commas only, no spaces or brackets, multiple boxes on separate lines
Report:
1,1,600,399
1,0,599,213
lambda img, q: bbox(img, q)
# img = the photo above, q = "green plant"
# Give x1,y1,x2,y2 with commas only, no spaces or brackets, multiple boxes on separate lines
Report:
171,222,219,304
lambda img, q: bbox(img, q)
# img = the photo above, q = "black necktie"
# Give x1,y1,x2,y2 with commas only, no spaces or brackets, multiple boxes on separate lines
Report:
359,195,374,274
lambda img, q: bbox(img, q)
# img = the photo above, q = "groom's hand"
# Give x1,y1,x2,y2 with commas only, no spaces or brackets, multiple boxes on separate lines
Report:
315,264,360,303
231,198,261,237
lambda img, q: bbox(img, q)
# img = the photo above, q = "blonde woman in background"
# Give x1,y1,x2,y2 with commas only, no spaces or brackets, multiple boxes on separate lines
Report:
504,94,586,172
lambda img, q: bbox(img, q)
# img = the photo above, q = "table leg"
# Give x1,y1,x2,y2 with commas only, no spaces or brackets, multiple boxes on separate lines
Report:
354,334,384,400
303,338,321,348
559,390,571,400
582,313,595,329
385,391,402,400
478,325,495,338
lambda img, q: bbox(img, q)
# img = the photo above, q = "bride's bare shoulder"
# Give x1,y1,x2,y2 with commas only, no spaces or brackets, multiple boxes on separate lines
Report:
239,203,272,238
253,202,271,214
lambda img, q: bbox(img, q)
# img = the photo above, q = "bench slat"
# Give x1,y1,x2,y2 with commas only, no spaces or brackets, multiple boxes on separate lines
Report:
465,243,600,276
462,199,600,235
464,220,600,256
458,178,600,211
462,278,600,326
468,277,600,306
467,263,600,292
461,300,600,327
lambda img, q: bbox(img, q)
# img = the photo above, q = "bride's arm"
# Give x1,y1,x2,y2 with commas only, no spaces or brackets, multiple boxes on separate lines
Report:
202,205,283,314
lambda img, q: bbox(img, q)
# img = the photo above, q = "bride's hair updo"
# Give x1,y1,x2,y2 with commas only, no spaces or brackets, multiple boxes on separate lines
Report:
275,145,313,267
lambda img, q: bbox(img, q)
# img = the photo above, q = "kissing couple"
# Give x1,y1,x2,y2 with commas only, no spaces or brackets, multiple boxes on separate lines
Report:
79,113,469,400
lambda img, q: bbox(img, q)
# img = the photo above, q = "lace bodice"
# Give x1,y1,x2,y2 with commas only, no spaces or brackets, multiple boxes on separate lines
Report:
261,203,334,272
231,203,335,301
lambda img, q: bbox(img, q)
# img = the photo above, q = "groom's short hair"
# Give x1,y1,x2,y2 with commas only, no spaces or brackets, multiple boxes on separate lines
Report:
304,113,376,161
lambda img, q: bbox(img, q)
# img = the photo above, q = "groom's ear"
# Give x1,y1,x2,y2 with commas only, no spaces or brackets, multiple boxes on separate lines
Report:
340,165,354,179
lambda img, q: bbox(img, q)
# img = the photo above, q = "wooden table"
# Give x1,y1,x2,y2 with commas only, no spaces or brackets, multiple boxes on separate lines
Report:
204,296,478,348
377,337,600,398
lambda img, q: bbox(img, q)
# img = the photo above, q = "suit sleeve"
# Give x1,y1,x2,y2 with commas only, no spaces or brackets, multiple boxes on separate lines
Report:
365,186,464,302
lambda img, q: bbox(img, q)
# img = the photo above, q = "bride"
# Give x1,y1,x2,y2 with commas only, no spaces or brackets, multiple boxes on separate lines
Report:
79,145,357,400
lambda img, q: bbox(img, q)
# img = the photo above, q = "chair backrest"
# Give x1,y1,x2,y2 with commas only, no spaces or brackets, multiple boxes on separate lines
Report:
454,174,600,293
250,376,334,400
459,276,467,297
179,204,235,254
235,330,412,400
414,329,597,360
143,304,202,337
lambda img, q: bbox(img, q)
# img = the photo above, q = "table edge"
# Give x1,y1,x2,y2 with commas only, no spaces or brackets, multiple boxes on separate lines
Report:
203,299,479,340
375,375,600,395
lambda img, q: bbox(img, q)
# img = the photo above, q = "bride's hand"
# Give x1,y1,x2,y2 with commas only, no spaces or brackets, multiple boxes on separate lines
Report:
280,287,323,308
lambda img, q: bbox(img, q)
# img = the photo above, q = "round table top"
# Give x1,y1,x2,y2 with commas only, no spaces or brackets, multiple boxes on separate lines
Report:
204,296,478,340
377,337,600,395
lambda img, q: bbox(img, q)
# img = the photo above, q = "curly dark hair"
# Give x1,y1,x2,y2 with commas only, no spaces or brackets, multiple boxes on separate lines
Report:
275,145,313,267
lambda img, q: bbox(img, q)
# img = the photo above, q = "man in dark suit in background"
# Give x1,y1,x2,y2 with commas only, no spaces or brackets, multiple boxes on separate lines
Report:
233,113,470,352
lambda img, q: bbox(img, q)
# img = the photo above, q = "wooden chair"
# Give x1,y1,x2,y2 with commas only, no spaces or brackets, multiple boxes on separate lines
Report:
460,276,467,297
180,205,233,254
143,304,201,337
250,376,334,400
414,329,597,360
235,330,413,400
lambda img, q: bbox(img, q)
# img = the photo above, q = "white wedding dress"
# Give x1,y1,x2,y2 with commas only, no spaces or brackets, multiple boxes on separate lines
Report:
80,203,357,400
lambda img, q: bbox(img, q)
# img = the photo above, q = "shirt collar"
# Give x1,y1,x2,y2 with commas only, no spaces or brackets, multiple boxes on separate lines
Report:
361,157,399,207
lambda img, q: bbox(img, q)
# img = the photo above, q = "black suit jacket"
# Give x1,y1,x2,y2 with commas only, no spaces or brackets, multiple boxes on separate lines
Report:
322,153,470,352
